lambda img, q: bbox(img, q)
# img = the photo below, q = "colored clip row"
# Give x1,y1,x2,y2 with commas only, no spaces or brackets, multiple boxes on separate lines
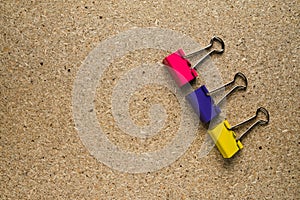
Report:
162,37,270,158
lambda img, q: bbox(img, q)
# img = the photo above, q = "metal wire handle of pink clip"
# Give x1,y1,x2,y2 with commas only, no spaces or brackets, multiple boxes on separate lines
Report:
183,36,225,70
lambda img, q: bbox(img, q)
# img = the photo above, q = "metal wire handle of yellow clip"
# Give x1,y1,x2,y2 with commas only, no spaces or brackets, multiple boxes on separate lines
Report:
227,107,270,141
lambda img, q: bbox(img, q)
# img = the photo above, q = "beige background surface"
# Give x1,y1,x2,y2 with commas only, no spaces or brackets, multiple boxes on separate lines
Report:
1,1,299,199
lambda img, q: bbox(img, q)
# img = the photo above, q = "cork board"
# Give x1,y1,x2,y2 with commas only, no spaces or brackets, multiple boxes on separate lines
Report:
1,1,299,199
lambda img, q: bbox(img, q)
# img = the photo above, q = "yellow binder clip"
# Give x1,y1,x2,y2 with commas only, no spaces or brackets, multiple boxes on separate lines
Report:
208,107,270,158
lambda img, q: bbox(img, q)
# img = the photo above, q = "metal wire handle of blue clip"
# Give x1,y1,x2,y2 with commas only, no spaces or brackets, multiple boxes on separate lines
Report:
207,72,248,106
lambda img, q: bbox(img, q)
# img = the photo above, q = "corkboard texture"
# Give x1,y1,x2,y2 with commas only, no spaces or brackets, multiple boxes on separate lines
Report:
1,1,299,199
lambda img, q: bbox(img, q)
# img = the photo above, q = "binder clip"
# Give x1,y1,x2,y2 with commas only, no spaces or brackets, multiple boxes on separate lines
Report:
186,72,248,124
163,36,225,87
208,107,270,158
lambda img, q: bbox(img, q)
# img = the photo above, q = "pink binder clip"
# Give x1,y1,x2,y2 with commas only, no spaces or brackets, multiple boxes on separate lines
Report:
163,36,225,87
163,49,198,87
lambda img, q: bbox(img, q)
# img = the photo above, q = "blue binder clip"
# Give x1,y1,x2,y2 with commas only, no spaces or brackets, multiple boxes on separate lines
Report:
186,72,248,124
